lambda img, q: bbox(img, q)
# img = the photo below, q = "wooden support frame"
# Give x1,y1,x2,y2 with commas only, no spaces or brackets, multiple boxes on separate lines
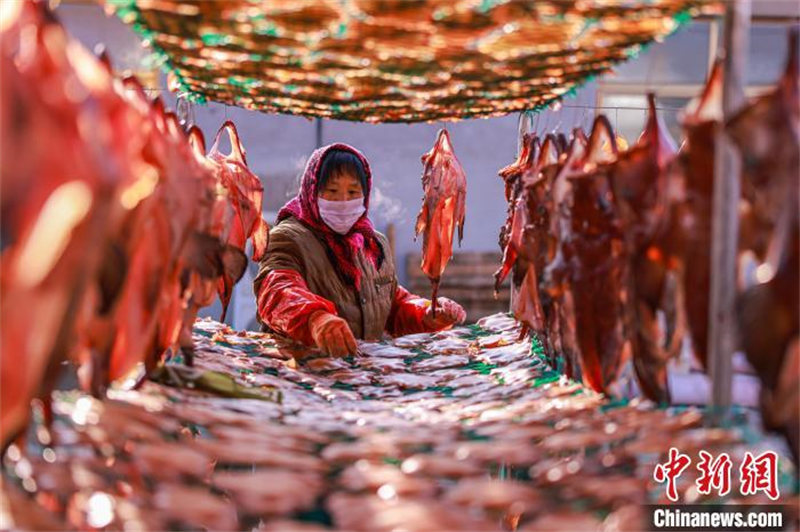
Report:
708,0,751,415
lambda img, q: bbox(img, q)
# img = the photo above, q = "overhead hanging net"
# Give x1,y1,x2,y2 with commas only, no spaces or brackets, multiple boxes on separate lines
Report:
108,0,719,123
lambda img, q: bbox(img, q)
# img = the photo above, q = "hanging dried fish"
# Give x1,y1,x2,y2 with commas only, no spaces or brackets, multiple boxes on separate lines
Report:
207,121,270,321
732,30,799,465
610,94,681,402
414,129,467,316
542,129,588,379
494,133,539,292
727,29,799,263
497,134,560,343
565,116,632,394
0,8,121,441
737,197,799,464
677,60,723,371
0,3,263,446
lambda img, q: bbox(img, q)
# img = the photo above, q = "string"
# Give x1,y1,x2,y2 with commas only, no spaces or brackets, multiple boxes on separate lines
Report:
559,103,682,112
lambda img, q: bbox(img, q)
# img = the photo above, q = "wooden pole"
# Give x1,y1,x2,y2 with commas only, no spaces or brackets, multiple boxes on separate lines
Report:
708,0,750,415
315,118,323,148
708,19,720,72
386,223,396,263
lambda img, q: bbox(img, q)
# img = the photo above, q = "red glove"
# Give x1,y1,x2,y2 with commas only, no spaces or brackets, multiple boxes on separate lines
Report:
421,297,466,330
309,311,358,357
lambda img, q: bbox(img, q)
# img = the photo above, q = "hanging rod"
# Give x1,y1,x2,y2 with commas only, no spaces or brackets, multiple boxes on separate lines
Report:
551,103,684,112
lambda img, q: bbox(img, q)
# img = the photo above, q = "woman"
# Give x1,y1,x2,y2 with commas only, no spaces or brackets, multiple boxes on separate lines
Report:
254,143,466,357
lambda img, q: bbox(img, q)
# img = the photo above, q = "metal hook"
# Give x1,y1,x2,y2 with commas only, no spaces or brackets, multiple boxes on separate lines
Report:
541,109,550,137
553,113,563,134
548,100,562,134
517,111,530,155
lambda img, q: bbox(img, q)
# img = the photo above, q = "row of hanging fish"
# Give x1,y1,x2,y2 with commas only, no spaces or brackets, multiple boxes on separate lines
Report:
495,106,674,400
495,30,798,460
0,2,268,449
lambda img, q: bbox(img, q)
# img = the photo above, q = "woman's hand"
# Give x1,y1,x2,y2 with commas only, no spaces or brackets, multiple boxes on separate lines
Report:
309,311,358,357
422,297,466,330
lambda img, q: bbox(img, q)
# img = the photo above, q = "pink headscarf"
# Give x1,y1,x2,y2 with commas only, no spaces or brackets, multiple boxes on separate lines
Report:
277,143,384,289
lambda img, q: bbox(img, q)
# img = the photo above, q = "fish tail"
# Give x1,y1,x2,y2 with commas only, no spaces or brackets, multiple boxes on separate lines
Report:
493,269,504,294
431,279,440,318
517,324,529,342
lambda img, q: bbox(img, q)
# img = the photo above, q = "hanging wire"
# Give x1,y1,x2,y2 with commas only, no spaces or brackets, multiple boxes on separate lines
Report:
176,93,195,131
556,103,683,112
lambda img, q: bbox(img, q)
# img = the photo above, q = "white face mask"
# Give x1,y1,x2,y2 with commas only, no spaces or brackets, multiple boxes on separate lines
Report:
318,197,365,235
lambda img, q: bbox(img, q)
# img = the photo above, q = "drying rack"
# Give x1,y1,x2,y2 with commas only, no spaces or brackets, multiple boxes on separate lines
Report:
133,1,754,421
